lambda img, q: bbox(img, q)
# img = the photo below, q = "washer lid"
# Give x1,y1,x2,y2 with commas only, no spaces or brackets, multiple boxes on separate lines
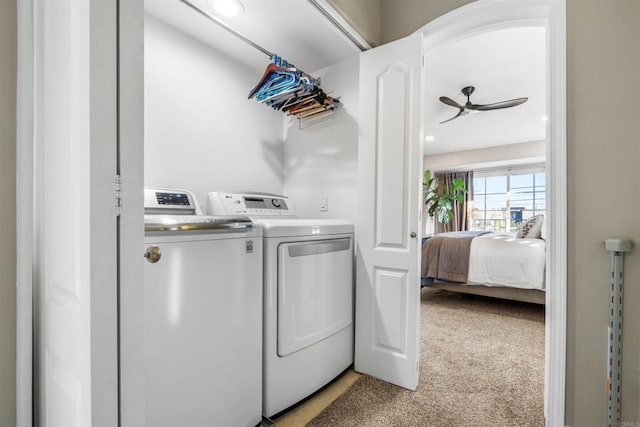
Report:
144,215,254,234
257,219,353,237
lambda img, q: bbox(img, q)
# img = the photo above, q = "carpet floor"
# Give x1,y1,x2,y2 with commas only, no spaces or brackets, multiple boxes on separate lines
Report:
308,288,545,426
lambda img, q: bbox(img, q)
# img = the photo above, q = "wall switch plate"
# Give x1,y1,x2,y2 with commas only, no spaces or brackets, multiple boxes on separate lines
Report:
320,196,328,212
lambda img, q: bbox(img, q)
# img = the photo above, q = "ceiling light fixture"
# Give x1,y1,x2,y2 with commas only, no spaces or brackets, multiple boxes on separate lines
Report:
425,135,435,142
541,116,548,122
212,0,244,17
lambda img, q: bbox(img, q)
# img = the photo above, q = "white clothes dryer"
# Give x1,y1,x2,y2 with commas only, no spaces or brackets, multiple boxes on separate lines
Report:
144,188,263,427
207,192,354,417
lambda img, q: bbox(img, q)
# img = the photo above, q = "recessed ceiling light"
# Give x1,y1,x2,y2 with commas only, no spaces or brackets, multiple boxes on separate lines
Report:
541,116,548,122
212,0,244,17
425,135,435,142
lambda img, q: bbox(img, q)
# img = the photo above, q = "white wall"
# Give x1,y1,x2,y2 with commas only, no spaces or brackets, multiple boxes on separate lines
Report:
282,54,360,224
380,0,475,44
144,15,284,206
423,140,545,172
0,0,16,424
567,0,640,424
329,0,381,46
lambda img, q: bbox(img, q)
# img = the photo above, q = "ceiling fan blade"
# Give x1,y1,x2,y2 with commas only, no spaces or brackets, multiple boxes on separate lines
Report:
439,96,465,109
468,97,529,111
439,108,467,124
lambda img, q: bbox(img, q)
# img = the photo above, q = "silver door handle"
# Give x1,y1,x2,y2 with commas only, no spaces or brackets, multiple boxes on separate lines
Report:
144,245,162,263
410,232,417,238
288,238,351,257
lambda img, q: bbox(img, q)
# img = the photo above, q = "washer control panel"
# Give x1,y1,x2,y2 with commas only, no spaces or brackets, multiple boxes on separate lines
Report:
207,192,297,218
144,188,202,215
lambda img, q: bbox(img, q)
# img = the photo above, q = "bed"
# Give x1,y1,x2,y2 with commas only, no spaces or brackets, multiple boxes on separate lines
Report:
421,231,546,304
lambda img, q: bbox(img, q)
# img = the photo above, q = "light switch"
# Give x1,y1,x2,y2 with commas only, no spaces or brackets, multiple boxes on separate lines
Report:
320,196,328,212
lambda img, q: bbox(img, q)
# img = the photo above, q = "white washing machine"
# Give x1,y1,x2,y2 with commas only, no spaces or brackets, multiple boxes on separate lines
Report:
143,188,263,427
207,192,354,417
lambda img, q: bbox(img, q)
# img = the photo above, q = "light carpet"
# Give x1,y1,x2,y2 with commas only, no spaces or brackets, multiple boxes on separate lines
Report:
308,288,545,426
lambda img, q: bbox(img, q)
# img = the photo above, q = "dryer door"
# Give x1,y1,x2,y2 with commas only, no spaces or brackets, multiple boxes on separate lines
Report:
277,237,353,357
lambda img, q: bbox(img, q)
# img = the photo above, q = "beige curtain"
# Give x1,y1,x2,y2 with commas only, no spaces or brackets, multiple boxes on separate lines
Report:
435,171,474,233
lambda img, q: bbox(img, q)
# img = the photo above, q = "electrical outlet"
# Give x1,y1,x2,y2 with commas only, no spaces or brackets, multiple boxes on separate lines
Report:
320,196,328,212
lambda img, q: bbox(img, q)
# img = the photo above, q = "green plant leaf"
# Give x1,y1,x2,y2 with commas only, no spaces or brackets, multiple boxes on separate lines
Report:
424,171,470,225
438,208,450,224
423,169,432,185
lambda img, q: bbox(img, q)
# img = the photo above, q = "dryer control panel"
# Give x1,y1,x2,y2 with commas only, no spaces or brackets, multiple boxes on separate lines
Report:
207,192,297,218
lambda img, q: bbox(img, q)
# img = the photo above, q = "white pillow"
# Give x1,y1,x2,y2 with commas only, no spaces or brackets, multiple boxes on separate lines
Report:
517,214,544,239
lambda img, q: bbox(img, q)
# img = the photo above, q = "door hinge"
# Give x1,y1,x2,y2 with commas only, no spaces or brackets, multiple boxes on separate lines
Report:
115,174,123,216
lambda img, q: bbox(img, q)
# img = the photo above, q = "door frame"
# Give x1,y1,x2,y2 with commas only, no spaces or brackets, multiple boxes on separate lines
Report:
15,0,565,424
116,0,145,425
19,0,120,423
16,0,34,425
417,0,566,424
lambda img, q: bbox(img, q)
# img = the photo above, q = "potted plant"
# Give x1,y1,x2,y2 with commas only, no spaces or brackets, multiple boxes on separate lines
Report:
423,170,468,227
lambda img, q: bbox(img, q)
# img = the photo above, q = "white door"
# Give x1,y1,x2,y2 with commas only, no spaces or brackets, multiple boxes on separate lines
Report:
355,33,423,390
32,0,119,425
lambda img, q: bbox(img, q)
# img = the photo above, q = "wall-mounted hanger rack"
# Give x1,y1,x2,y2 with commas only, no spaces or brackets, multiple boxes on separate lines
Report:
179,0,341,124
248,55,341,122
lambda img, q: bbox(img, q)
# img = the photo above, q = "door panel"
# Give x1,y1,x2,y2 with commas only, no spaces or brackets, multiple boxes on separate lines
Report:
373,268,409,355
45,351,81,426
355,33,422,390
375,66,411,249
33,0,118,425
35,1,92,424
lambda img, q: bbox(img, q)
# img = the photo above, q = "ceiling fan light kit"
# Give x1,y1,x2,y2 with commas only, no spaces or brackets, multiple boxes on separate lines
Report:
439,85,528,124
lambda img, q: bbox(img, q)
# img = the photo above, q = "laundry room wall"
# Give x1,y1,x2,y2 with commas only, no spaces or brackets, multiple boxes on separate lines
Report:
144,15,285,206
282,54,360,225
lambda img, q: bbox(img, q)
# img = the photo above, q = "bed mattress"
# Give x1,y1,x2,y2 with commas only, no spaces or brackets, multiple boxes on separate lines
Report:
467,234,546,290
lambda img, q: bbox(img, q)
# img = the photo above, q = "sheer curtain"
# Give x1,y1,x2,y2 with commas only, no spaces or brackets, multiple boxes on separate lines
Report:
435,171,474,233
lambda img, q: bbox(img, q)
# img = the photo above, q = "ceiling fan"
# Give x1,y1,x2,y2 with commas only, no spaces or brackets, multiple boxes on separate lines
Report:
439,86,528,124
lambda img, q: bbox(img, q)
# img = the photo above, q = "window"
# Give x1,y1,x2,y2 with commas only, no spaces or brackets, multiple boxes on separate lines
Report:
472,166,546,233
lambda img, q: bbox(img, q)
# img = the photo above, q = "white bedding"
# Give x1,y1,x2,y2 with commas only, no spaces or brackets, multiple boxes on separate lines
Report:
467,234,546,290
